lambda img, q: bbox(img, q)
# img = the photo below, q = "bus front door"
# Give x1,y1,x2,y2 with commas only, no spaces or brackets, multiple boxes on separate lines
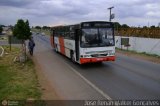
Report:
75,29,80,61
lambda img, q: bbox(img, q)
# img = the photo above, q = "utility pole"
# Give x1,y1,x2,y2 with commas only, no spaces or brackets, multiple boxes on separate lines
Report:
108,6,114,22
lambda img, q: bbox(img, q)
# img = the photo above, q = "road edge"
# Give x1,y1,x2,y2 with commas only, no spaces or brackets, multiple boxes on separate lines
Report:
32,56,61,100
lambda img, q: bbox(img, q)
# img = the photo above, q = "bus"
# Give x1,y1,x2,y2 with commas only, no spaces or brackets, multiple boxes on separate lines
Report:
50,21,115,64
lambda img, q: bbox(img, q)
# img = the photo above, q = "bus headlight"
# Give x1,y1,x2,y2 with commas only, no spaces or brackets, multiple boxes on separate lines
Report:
109,53,115,55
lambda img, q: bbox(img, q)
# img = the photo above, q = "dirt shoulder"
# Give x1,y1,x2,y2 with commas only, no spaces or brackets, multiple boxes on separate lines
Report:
116,49,160,64
32,56,60,100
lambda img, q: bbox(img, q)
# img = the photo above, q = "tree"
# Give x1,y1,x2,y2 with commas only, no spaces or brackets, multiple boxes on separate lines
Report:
0,26,2,34
35,26,41,29
25,20,31,38
114,22,121,28
143,26,147,28
13,19,32,62
42,26,50,30
150,25,155,29
13,19,31,41
121,24,130,28
114,22,121,33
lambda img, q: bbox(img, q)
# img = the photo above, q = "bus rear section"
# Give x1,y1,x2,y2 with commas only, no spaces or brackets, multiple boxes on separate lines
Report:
50,21,115,64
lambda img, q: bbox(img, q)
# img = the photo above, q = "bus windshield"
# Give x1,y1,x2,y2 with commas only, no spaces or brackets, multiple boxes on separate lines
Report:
81,28,114,47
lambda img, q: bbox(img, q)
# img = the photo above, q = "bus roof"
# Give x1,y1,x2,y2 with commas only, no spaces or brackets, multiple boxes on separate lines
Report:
51,21,113,29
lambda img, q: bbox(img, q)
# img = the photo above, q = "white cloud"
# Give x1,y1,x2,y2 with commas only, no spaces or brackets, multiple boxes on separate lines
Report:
0,0,160,26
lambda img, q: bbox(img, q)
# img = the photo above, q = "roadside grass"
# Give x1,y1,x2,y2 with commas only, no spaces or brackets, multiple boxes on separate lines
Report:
116,48,160,64
0,47,2,55
42,30,51,36
0,46,41,100
31,28,40,34
116,47,160,58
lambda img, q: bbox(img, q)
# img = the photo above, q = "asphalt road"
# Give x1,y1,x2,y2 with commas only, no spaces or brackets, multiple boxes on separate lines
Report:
33,34,160,100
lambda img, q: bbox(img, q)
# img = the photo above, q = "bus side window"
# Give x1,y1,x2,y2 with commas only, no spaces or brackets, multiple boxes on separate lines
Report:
65,32,70,39
70,32,75,40
63,32,65,37
60,32,64,37
59,32,62,37
55,31,58,37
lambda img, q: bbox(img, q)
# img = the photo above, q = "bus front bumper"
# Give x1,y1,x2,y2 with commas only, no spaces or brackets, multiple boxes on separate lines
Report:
80,56,115,64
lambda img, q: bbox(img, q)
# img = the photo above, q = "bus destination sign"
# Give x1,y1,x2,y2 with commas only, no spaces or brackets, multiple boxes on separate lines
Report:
82,22,111,28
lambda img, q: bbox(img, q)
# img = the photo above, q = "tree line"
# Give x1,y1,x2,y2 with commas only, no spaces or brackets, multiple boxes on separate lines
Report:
34,26,51,30
114,22,160,29
33,22,160,30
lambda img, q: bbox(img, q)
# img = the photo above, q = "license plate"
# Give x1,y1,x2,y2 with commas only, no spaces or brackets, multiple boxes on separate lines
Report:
96,58,103,61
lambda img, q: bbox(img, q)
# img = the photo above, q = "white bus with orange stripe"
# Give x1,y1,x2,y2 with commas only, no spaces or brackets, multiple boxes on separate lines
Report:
50,21,115,64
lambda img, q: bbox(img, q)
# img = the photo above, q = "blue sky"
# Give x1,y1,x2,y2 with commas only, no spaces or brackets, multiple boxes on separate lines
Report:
0,0,160,27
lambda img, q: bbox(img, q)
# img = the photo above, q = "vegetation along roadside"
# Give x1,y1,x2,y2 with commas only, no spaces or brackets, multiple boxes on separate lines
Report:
0,46,41,100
